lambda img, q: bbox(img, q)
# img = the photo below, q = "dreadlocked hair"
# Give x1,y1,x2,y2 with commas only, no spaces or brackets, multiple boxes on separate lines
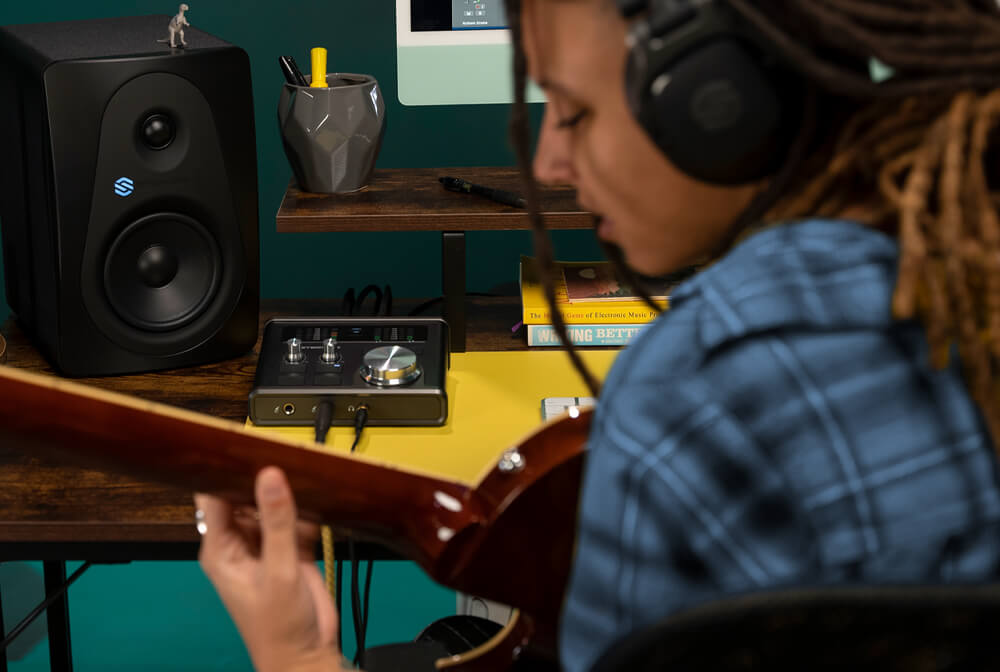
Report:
723,0,1000,452
507,0,602,396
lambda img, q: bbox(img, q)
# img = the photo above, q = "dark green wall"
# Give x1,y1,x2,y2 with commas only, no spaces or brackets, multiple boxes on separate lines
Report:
0,0,603,326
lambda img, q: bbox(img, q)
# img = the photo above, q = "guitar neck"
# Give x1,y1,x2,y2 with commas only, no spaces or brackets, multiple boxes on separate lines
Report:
0,364,591,626
0,365,480,569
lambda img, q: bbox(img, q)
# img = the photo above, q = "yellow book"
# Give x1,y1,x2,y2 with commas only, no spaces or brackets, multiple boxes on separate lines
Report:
519,256,668,325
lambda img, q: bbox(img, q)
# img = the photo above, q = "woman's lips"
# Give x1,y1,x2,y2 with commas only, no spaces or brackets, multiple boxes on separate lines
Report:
579,196,613,239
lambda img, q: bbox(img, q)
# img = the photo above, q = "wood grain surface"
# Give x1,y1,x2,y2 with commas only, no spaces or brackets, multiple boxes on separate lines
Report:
0,297,527,550
276,167,594,232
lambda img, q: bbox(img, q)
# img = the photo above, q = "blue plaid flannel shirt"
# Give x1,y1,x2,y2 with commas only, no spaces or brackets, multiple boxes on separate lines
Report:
559,219,1000,672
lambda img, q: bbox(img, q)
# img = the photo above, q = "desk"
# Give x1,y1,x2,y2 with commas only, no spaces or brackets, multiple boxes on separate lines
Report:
0,297,603,552
0,298,618,669
276,167,593,352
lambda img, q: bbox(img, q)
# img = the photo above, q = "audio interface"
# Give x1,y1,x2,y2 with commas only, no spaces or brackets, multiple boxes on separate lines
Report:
248,317,449,426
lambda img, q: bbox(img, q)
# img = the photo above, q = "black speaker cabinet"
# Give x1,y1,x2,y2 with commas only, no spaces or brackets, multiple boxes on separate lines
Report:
0,16,259,376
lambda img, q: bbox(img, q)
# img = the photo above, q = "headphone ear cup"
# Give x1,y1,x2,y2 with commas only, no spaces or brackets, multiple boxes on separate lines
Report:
629,38,799,185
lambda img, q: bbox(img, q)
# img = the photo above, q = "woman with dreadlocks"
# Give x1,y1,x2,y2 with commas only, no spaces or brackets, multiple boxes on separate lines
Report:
196,1,1000,671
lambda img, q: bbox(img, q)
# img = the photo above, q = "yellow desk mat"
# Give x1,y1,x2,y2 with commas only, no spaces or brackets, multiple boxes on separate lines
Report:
247,350,618,485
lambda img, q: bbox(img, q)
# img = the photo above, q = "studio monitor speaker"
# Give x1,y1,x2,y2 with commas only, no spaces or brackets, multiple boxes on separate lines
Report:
0,15,259,376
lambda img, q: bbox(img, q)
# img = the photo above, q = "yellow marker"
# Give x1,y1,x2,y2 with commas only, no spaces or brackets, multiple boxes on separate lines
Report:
310,47,328,88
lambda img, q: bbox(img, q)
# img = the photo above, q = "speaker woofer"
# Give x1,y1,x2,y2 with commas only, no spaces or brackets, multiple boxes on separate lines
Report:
104,212,221,331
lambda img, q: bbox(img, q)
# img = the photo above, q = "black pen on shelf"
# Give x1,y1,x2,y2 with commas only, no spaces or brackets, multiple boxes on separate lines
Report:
439,176,527,209
279,55,308,86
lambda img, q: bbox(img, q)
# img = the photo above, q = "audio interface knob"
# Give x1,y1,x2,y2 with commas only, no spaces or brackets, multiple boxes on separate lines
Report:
285,337,305,363
360,345,421,387
321,337,342,363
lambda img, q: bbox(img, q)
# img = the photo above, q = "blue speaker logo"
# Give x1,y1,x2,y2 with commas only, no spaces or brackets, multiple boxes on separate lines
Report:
114,177,135,197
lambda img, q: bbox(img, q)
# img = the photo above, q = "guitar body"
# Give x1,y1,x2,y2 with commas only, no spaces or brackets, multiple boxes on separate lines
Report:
0,365,592,671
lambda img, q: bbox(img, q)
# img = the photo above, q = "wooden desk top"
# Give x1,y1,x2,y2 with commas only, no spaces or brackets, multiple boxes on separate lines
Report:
276,166,593,233
0,297,599,556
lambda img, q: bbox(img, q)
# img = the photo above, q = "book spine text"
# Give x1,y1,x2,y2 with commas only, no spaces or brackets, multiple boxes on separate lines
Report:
527,324,647,347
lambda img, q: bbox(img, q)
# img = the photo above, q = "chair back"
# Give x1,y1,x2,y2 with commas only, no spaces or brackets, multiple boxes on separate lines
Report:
590,584,1000,671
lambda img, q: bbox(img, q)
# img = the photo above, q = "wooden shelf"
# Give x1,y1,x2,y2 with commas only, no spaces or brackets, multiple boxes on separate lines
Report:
276,166,592,232
275,166,592,352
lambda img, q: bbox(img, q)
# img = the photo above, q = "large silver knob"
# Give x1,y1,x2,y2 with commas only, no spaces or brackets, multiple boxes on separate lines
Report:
360,345,421,387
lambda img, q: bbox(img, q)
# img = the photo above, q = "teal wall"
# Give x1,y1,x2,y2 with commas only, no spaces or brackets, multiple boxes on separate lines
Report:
0,1,602,669
3,560,455,670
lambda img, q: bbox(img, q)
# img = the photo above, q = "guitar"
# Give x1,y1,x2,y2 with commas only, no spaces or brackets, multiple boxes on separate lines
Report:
0,364,592,671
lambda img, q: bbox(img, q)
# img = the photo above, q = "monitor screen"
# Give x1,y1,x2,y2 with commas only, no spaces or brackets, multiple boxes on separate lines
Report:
395,0,545,105
411,0,508,30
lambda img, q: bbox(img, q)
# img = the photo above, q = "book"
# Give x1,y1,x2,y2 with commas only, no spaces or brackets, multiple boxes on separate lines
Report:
526,323,648,347
519,256,667,325
562,263,672,304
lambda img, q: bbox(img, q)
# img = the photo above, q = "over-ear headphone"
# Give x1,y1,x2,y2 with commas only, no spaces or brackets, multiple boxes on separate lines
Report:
616,0,804,185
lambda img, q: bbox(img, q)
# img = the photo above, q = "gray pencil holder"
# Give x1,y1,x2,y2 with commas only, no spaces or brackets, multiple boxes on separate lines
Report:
278,73,386,193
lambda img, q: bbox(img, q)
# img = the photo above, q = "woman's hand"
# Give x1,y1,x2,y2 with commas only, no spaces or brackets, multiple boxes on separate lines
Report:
195,466,345,672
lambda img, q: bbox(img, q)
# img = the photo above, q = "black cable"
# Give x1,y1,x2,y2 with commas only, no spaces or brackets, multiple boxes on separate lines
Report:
312,400,338,655
314,399,334,444
349,539,363,666
360,559,374,654
380,284,393,316
348,404,370,665
350,405,369,453
407,296,442,316
355,284,383,316
407,292,501,316
311,290,395,662
1,562,92,652
341,287,356,316
335,558,343,652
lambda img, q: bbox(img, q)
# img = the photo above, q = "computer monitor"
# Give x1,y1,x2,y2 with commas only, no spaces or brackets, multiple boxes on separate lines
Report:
395,0,544,105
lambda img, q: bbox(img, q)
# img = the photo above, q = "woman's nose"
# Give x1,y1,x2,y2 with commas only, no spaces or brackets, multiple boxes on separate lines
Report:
533,105,575,185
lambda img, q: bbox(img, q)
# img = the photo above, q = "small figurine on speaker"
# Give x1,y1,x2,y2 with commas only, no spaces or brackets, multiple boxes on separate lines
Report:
157,3,190,48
